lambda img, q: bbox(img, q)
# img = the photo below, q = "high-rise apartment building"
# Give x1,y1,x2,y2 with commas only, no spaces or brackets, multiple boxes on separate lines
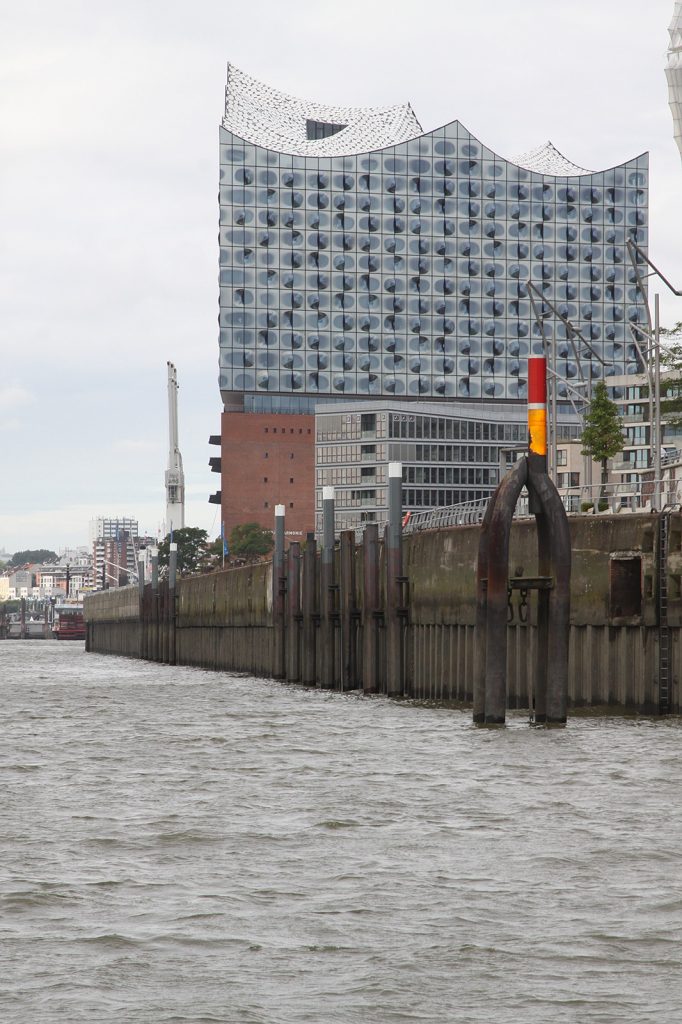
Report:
90,517,139,587
215,65,649,535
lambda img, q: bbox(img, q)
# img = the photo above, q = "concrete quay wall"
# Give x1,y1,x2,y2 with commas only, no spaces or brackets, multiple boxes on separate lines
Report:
85,563,274,675
84,513,679,714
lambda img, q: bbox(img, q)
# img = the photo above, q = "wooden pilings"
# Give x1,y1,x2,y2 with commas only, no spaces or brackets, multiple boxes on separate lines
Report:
339,531,356,690
386,462,406,697
362,523,380,693
273,505,286,679
301,535,317,685
286,542,301,683
320,487,336,689
273,476,405,695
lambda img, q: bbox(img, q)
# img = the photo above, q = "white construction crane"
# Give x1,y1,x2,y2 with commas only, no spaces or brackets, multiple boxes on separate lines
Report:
165,361,185,536
667,3,682,161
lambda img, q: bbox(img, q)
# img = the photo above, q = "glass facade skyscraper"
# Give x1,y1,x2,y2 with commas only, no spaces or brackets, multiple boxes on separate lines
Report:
214,64,649,538
219,65,648,410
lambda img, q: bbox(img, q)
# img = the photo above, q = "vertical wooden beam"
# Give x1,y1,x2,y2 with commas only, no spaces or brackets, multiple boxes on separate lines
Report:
320,487,336,689
301,534,317,685
286,542,301,683
339,530,355,690
168,542,177,666
151,546,159,663
362,523,379,694
385,463,404,697
273,505,286,679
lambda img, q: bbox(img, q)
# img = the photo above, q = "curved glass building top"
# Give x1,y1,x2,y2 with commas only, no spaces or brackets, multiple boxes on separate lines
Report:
219,66,649,404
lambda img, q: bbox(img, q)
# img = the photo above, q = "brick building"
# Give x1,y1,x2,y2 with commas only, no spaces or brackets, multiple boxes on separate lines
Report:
215,410,314,540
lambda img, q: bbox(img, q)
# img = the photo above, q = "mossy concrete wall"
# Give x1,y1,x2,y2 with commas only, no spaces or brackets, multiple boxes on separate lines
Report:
85,513,680,714
174,562,273,674
405,513,668,713
85,565,274,676
405,514,659,628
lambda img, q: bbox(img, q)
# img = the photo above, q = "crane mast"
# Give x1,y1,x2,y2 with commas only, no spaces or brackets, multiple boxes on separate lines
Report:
165,361,185,535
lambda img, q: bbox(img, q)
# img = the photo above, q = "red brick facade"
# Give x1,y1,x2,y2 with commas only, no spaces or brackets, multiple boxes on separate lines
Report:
220,411,315,542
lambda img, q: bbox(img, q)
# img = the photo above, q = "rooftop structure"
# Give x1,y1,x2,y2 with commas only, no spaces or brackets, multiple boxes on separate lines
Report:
510,141,592,177
223,64,422,157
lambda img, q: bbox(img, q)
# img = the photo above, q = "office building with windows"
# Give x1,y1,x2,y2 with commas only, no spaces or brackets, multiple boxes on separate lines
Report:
315,400,582,532
215,65,649,535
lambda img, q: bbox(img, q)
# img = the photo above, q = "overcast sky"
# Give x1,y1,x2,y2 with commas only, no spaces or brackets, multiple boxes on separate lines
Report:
2,0,681,553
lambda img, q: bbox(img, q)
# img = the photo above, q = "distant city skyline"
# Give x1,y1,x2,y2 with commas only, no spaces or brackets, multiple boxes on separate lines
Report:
2,0,682,550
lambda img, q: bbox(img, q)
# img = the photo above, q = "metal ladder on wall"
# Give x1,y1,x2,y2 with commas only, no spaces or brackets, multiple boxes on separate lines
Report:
658,512,671,715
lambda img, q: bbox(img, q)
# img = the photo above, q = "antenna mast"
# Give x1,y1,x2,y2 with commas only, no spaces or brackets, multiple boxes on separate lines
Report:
165,361,185,535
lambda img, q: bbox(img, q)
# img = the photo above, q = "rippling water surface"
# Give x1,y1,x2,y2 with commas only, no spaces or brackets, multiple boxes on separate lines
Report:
2,640,682,1023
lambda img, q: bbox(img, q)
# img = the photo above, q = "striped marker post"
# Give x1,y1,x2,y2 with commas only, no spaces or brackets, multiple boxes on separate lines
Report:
527,356,548,477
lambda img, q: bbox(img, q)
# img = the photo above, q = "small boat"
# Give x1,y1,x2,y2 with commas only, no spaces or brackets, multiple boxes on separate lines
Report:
53,604,86,640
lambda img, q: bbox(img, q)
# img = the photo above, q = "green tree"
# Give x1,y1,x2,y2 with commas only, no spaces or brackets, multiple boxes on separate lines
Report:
158,527,211,575
581,380,624,501
9,549,58,567
660,321,682,431
201,537,225,572
229,522,274,561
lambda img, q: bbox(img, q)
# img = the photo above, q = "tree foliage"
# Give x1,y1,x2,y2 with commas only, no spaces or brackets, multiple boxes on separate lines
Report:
157,527,211,575
660,322,682,429
9,549,58,567
581,380,624,494
229,522,274,560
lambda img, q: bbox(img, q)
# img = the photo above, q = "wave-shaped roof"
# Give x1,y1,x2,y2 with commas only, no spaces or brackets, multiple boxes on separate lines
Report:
223,64,423,156
511,141,592,175
222,66,612,175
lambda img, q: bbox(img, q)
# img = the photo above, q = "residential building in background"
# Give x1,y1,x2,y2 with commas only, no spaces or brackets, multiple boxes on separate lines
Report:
33,562,95,600
90,517,140,588
215,65,648,533
8,569,33,600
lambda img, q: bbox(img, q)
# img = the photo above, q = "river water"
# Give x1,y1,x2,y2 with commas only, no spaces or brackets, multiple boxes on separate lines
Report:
2,640,681,1023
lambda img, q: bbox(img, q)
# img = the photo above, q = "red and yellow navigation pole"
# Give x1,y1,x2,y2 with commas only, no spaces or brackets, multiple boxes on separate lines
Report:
527,355,548,515
527,355,547,472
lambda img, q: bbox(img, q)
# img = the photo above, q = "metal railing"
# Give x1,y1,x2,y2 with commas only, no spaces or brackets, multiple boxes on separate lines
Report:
574,480,680,513
344,477,682,543
402,494,532,534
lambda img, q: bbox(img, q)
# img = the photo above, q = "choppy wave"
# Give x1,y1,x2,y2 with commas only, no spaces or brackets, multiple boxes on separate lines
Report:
1,640,682,1023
